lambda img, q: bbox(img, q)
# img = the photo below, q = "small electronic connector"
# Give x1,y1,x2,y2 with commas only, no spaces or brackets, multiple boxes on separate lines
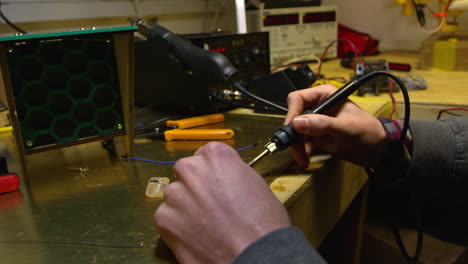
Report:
145,177,170,199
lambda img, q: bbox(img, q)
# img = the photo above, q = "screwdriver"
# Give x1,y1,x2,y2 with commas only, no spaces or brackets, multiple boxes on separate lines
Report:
248,71,383,167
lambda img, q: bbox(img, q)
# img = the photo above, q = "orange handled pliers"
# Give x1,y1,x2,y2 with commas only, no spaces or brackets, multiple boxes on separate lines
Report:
139,113,235,141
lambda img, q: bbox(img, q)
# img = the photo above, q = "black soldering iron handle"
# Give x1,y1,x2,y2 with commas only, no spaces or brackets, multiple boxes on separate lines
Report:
304,79,360,115
270,71,380,152
140,22,238,84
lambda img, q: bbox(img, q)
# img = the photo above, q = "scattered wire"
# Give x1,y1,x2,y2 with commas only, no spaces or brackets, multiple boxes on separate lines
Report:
135,104,157,114
413,2,426,27
0,1,27,34
391,190,423,264
214,95,256,110
359,71,411,145
123,156,176,164
0,240,156,249
387,77,396,118
411,0,453,33
271,63,302,73
235,143,258,152
363,71,419,264
272,54,321,72
436,107,468,120
316,38,365,79
425,2,447,17
233,82,289,113
210,0,227,31
422,16,446,34
122,143,259,165
130,0,141,18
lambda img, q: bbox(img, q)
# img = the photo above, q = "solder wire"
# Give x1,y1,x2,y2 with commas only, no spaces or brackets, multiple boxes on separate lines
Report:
123,143,258,165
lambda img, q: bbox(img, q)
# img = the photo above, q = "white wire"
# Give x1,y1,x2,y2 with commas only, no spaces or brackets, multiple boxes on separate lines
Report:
421,0,452,34
280,53,321,69
211,0,226,31
422,16,446,33
130,0,141,18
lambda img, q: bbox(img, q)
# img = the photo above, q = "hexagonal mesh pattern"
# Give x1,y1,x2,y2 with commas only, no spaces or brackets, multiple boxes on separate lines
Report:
5,34,125,151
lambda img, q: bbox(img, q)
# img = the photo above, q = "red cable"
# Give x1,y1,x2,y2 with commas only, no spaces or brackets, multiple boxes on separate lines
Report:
440,107,468,112
426,3,448,17
437,107,468,119
316,38,365,79
412,0,453,32
388,78,396,118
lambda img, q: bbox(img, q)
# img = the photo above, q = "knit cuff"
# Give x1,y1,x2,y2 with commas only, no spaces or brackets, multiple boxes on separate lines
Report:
371,118,412,185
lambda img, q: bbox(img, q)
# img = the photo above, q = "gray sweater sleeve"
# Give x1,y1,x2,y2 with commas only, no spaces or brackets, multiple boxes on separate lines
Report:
408,116,468,194
232,227,326,264
233,117,468,264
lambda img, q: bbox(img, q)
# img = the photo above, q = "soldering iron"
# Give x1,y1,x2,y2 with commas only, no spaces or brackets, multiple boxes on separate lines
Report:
248,70,411,167
134,19,416,264
135,18,239,84
134,18,289,113
133,20,411,168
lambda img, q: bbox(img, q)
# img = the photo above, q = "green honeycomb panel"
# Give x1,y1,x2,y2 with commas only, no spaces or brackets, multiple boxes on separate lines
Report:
4,33,126,151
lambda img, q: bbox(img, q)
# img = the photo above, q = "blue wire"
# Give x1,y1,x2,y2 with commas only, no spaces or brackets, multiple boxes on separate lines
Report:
235,144,257,152
124,156,176,164
123,143,258,165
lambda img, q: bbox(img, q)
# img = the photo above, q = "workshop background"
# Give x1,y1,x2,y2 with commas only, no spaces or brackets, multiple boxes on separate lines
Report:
1,0,467,51
1,1,468,264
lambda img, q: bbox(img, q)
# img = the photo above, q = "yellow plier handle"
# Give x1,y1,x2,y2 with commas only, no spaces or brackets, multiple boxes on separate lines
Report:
166,113,225,129
164,129,235,141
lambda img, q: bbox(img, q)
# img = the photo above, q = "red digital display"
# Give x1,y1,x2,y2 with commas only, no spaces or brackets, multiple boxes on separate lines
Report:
263,14,299,27
211,48,226,53
303,11,336,23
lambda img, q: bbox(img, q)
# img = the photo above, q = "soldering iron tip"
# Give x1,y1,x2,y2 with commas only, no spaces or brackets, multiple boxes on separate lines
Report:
247,149,270,167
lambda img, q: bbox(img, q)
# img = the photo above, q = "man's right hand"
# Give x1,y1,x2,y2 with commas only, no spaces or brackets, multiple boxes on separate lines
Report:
285,84,388,168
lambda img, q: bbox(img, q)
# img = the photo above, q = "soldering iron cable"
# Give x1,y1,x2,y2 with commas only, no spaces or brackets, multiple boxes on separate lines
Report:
232,82,289,113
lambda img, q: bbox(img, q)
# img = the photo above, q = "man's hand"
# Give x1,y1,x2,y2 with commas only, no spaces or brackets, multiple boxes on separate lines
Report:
154,142,291,264
285,84,387,168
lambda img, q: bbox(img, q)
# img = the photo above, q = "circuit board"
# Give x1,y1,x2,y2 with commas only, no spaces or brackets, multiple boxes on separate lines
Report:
0,27,135,152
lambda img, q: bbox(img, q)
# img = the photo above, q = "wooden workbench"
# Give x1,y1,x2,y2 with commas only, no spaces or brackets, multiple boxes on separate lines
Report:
0,47,417,263
0,93,390,264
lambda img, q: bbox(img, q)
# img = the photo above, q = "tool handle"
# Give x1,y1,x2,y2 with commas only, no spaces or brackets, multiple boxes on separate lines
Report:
271,76,369,151
305,79,359,115
166,113,225,129
164,129,235,141
388,62,411,72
